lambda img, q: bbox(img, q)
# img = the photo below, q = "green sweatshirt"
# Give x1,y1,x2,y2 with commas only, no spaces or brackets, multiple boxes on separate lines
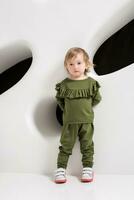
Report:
55,77,101,124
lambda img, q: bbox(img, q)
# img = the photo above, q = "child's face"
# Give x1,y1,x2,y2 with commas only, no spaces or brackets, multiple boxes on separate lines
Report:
66,53,87,79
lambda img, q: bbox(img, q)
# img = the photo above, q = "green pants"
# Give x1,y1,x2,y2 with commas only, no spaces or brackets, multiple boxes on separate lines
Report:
57,123,94,169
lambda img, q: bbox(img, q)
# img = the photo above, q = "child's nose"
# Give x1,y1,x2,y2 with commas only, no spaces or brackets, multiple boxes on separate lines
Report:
74,64,78,69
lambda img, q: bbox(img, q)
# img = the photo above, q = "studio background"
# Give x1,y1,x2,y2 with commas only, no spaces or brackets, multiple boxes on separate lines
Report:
0,0,134,176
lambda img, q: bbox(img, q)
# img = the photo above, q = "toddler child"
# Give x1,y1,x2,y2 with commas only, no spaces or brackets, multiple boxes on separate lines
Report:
55,47,101,183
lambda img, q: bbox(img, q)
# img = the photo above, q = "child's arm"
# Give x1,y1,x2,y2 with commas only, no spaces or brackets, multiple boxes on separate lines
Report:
92,89,101,106
56,97,64,111
55,82,65,111
92,81,102,106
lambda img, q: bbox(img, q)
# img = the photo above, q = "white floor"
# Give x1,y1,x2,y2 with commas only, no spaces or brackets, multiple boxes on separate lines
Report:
0,173,134,200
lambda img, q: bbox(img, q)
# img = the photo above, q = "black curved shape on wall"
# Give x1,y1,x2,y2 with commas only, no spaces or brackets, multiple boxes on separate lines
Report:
0,57,32,94
56,105,63,126
93,19,134,75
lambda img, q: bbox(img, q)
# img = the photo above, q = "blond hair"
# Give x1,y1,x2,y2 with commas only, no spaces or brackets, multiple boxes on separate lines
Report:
64,47,93,74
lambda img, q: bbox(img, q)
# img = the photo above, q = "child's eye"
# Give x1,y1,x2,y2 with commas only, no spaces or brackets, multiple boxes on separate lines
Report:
70,63,73,66
78,62,81,65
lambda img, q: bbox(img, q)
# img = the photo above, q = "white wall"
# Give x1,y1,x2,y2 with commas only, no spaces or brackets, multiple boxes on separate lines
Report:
0,0,134,175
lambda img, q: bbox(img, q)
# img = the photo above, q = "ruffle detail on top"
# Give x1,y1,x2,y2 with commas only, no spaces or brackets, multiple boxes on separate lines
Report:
55,79,100,99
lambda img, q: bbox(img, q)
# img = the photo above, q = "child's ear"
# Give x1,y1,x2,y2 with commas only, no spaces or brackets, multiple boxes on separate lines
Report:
93,19,134,75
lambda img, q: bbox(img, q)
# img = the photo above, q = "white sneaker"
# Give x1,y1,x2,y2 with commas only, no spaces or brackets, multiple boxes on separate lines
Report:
81,167,94,182
54,168,67,184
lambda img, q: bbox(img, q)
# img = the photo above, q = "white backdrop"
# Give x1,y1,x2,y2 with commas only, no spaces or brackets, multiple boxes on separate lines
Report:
0,0,134,175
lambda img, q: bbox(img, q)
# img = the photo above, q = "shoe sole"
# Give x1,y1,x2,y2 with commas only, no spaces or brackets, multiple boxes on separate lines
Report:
55,179,67,184
81,178,93,183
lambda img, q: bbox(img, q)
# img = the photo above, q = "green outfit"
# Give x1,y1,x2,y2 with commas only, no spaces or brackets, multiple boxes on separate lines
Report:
55,77,101,169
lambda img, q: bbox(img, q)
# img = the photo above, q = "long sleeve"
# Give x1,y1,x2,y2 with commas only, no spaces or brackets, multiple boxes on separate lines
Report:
92,81,102,106
56,96,64,111
55,82,65,111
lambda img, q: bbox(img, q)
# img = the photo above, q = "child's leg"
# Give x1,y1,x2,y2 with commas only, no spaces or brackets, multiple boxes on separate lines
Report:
78,123,94,168
57,123,78,169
